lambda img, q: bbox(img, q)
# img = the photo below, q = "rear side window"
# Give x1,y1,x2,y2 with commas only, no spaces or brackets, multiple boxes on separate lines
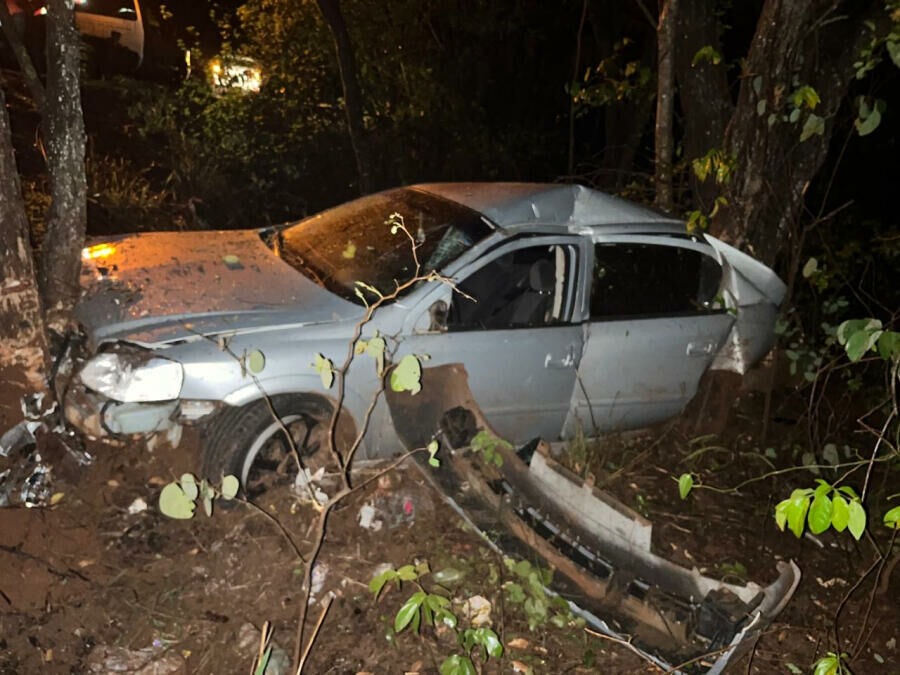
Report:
590,243,721,319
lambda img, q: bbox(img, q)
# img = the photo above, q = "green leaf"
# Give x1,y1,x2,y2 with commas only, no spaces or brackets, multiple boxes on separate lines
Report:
180,473,198,500
831,494,850,532
369,569,396,598
752,75,763,94
837,319,876,346
792,85,820,110
845,321,882,361
848,500,867,540
253,646,272,675
220,475,239,500
440,654,476,675
786,663,802,674
390,355,422,395
394,591,425,633
802,257,818,278
855,97,884,136
857,106,881,136
396,564,419,581
813,653,840,675
800,113,825,142
427,439,440,467
514,559,532,578
356,335,386,376
435,607,457,629
775,499,790,531
678,473,694,500
808,493,833,534
247,349,266,374
480,628,503,658
838,485,860,500
787,492,811,538
877,331,900,360
159,482,196,519
504,582,525,603
691,45,722,67
883,505,900,530
887,40,900,68
312,353,334,389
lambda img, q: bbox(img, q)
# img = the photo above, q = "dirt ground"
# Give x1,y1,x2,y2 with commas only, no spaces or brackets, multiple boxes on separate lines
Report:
1,377,898,675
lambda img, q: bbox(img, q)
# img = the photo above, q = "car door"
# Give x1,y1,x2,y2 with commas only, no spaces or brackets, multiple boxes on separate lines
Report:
563,235,735,436
397,236,585,444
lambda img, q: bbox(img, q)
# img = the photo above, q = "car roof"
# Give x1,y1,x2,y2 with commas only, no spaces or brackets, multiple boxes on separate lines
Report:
414,182,685,234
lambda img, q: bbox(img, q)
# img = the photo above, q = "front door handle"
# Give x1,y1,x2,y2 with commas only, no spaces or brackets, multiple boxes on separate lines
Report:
686,340,717,357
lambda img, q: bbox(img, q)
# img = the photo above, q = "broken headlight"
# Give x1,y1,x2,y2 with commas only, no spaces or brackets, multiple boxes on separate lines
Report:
79,350,184,403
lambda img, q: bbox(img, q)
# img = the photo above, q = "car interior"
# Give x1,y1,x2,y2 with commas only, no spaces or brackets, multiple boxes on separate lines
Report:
448,245,568,330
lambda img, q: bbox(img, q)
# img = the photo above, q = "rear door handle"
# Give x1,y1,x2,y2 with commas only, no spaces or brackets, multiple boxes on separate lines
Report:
545,345,578,370
686,340,717,357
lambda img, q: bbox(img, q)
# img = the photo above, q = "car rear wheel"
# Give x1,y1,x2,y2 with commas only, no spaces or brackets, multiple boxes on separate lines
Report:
200,394,337,498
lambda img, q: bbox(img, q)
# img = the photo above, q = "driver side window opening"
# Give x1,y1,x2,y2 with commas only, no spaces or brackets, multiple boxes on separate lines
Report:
447,244,575,331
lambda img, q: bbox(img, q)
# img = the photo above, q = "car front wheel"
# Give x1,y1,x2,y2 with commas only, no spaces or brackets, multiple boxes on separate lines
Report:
200,394,337,498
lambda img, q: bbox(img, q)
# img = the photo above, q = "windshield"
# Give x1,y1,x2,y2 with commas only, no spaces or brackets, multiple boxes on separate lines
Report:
275,188,494,304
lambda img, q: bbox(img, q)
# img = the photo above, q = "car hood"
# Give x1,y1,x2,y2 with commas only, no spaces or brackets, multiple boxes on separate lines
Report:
76,230,361,346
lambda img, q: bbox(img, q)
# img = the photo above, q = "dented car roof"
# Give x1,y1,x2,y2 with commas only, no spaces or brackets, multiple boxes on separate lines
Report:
416,182,684,231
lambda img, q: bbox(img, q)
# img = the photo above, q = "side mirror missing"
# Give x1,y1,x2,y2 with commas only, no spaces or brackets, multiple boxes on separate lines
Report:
429,299,449,332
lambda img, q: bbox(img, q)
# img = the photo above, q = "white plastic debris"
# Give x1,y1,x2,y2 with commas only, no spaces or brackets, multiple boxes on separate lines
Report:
293,466,328,505
127,497,149,514
357,502,383,531
309,562,328,601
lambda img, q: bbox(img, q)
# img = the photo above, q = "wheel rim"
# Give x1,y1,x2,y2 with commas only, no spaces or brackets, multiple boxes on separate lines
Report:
241,414,318,495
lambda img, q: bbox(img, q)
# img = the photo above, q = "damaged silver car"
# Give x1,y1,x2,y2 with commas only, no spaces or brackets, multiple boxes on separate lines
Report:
64,182,796,671
66,182,784,480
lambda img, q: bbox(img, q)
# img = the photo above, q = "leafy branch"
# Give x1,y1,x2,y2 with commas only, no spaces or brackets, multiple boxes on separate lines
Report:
370,562,503,675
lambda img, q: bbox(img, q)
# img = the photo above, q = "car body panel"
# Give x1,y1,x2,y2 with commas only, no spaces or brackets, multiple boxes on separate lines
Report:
76,230,362,347
395,233,586,441
563,233,736,434
704,235,787,374
564,312,735,435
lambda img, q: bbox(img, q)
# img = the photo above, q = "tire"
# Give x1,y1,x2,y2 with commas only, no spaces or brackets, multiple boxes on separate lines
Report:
200,394,337,497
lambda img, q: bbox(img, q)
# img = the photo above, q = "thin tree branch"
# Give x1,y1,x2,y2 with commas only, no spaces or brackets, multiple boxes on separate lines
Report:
0,2,46,111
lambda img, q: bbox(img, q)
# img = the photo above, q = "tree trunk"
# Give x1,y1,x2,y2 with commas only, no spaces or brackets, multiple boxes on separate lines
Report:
38,0,88,331
567,0,589,176
654,0,676,213
315,0,373,195
673,0,731,209
0,88,51,394
672,0,890,268
714,0,889,267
